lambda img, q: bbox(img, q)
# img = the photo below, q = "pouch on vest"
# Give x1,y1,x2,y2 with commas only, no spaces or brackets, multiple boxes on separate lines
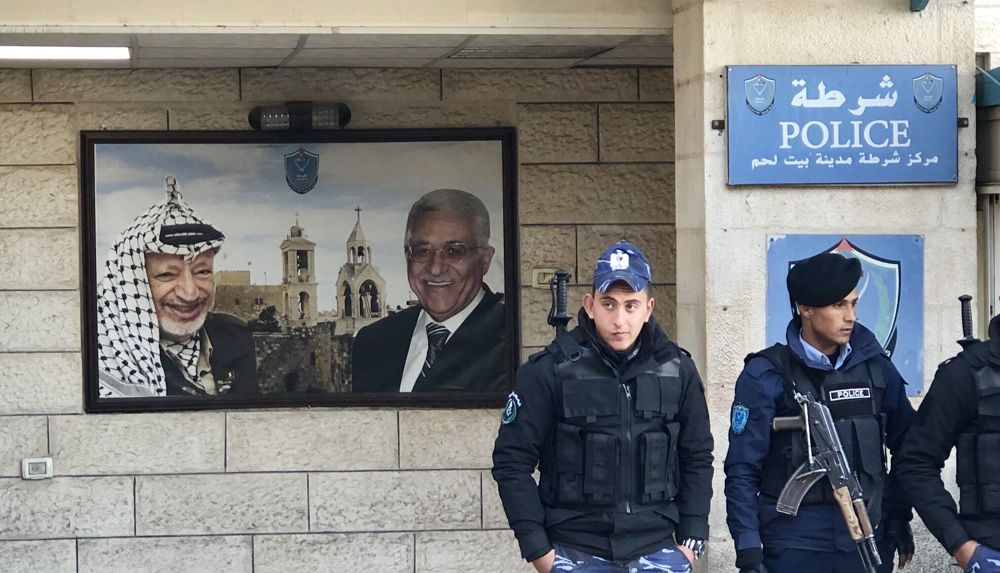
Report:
562,378,619,423
555,424,586,503
854,416,886,480
978,433,1000,514
640,423,680,503
556,378,620,505
583,432,620,503
958,433,981,515
955,433,1000,515
635,371,683,420
956,361,1000,516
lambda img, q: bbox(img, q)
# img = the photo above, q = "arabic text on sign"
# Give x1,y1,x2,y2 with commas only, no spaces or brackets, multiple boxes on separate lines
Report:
751,152,939,170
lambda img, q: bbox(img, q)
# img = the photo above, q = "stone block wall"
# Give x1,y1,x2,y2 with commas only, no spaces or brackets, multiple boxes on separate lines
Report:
0,66,675,572
979,0,1000,63
213,284,284,324
253,325,352,394
675,1,977,570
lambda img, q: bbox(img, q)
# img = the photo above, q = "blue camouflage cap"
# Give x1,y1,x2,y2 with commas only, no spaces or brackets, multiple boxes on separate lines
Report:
593,240,652,293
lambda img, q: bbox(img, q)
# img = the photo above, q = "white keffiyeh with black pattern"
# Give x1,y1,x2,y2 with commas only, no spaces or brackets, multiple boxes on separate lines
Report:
160,337,207,386
97,177,224,398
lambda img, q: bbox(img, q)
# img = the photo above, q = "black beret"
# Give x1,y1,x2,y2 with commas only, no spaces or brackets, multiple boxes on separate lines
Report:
787,253,862,307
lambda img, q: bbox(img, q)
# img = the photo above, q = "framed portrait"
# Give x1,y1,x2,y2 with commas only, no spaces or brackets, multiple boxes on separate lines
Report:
80,128,519,412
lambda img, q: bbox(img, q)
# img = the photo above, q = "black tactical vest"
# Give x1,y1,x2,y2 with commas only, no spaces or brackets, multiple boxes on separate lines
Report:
954,342,1000,518
540,332,685,514
753,345,888,518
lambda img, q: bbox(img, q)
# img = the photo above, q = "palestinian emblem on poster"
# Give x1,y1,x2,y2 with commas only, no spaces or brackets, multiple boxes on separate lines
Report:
284,148,320,194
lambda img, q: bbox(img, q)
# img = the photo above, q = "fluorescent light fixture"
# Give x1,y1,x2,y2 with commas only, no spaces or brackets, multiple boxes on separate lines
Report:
0,46,130,61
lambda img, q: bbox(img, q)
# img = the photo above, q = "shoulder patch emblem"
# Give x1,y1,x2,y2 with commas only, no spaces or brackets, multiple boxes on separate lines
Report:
731,403,750,435
501,391,522,424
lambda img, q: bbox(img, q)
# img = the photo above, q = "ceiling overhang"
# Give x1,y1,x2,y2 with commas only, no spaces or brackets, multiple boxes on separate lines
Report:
0,1,671,69
0,29,672,69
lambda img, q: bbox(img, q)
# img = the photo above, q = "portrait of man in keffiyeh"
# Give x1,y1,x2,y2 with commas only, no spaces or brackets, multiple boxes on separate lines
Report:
97,177,258,398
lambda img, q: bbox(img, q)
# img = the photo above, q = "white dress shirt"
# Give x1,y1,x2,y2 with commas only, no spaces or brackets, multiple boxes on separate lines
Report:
398,288,485,392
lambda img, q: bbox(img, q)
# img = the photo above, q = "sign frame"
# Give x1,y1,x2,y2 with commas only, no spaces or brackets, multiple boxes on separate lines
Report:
727,64,959,186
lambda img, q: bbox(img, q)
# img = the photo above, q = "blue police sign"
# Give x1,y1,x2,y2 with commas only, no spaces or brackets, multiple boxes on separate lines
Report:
727,65,957,185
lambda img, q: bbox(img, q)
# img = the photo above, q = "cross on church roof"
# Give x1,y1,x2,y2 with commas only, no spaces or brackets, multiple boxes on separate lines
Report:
355,206,362,222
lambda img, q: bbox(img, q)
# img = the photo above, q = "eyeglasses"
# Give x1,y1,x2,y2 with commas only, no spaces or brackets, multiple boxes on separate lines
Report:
405,243,485,263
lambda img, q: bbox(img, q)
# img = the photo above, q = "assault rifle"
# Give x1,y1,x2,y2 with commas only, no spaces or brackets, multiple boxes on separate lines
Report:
772,391,882,573
547,269,572,337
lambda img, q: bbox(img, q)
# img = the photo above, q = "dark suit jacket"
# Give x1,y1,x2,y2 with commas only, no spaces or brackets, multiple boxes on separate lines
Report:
352,287,507,393
162,312,259,397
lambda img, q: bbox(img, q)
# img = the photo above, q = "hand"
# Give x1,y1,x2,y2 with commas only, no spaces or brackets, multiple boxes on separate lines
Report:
531,549,555,573
736,547,765,572
883,519,915,568
676,544,695,565
954,540,979,570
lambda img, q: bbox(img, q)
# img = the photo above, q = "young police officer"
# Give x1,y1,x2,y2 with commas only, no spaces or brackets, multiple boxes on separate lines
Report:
724,252,916,573
893,312,1000,572
492,240,714,573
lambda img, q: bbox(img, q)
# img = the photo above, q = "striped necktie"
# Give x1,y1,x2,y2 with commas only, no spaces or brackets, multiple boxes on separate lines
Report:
420,322,451,380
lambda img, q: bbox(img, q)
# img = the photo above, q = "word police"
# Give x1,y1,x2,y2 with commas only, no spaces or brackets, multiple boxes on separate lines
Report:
828,388,873,402
780,120,911,150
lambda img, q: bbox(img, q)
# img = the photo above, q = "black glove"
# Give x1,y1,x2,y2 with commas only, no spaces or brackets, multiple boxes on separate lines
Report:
883,519,915,559
736,548,767,573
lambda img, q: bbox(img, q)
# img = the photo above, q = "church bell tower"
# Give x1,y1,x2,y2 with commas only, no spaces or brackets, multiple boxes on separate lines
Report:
280,218,318,328
334,207,387,335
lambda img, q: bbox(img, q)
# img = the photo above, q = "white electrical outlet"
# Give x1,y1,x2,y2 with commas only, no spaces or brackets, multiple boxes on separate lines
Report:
21,457,53,480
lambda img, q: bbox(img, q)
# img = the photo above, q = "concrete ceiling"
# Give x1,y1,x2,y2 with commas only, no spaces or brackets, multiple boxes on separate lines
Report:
0,32,672,69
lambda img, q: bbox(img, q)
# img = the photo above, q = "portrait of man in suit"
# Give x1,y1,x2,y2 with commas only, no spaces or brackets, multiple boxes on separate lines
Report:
351,188,507,393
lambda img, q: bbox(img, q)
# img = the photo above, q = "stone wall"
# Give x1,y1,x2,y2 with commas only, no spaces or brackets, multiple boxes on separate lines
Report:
675,0,977,571
0,66,675,572
979,0,1000,63
253,324,352,394
214,284,285,324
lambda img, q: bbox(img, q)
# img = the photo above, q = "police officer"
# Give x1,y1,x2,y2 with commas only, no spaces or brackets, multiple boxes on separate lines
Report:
492,240,714,573
893,311,1000,572
724,252,916,573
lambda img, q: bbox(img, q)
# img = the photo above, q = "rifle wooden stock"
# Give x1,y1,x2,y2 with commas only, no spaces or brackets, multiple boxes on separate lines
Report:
832,486,864,541
854,498,875,538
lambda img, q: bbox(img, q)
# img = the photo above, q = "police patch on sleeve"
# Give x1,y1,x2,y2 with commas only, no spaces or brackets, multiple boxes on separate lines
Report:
731,404,750,434
501,391,522,424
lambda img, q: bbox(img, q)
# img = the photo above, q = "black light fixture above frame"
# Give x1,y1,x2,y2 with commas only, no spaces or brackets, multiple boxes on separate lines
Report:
248,101,352,131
